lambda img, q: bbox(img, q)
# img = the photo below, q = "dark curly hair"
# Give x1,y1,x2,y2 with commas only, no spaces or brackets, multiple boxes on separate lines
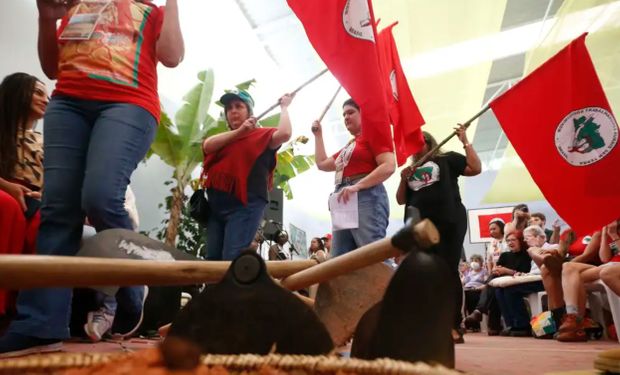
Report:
0,73,40,180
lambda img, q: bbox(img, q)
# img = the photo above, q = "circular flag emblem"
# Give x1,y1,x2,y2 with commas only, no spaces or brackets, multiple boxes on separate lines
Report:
342,0,374,42
555,107,618,166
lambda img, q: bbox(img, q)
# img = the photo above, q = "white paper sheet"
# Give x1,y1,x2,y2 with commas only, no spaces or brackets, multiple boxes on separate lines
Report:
329,191,359,231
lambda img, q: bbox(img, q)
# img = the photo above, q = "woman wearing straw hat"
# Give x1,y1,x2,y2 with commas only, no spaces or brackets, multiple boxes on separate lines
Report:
396,127,481,343
202,90,294,261
311,98,395,257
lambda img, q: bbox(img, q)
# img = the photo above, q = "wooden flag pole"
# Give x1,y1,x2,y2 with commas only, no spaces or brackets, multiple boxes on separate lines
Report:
256,68,329,121
317,86,342,122
411,105,490,169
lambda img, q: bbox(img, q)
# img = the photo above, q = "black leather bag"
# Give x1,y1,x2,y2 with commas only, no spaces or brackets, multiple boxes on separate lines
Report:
189,188,210,225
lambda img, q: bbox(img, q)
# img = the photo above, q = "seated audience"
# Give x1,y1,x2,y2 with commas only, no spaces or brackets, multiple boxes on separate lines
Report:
529,212,560,244
557,219,620,342
599,261,620,296
524,225,559,275
538,229,600,329
464,231,532,335
463,254,487,330
459,261,470,283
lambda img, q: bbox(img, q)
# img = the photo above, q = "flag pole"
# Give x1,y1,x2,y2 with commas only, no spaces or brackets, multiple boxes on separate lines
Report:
411,105,490,169
318,86,342,122
256,68,329,121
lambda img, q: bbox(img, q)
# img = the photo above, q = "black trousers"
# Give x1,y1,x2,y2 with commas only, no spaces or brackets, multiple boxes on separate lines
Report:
475,284,502,331
430,206,468,330
464,289,481,316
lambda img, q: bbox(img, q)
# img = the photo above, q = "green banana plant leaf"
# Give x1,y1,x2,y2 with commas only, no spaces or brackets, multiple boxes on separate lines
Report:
235,79,256,91
149,69,214,175
273,136,315,199
148,111,182,166
175,70,215,164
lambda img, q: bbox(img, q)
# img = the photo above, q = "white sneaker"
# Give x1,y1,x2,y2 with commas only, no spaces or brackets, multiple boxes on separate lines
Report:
84,309,114,342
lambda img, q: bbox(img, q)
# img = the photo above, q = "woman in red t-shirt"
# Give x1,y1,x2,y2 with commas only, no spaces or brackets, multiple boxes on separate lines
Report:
311,98,395,257
0,0,184,357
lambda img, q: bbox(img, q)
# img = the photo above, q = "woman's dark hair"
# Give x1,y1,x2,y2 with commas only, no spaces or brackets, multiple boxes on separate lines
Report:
342,98,360,111
422,131,440,152
274,229,288,240
310,237,325,253
412,131,443,163
489,219,505,236
512,203,529,214
0,72,39,180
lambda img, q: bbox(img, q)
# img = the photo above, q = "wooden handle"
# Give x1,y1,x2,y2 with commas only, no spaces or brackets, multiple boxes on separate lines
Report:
317,86,342,122
412,105,490,169
255,68,329,120
279,219,439,291
0,256,317,289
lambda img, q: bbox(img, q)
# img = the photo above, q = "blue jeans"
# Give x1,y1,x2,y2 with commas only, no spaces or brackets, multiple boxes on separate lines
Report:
205,189,267,261
331,182,389,257
8,96,155,339
495,281,545,329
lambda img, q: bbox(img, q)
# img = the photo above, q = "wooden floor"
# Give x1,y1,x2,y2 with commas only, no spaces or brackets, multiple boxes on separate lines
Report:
2,332,618,374
455,332,617,375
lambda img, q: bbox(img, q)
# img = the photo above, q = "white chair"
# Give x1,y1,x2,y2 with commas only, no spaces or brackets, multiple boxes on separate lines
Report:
526,291,547,317
598,280,620,343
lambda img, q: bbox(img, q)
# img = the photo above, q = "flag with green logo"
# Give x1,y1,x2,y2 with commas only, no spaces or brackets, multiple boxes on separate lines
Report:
489,33,620,235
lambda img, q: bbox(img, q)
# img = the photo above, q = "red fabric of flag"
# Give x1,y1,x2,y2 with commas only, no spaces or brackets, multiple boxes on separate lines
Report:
377,22,426,166
489,33,620,235
287,0,393,156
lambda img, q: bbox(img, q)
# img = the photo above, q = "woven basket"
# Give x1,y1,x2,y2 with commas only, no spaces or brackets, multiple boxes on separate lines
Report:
0,352,460,375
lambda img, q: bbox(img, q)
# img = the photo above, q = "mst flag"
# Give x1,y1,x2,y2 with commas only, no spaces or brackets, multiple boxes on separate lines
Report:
377,22,425,165
490,33,620,235
287,0,393,156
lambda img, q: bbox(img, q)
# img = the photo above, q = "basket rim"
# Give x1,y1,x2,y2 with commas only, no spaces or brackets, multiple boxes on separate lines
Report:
0,351,460,375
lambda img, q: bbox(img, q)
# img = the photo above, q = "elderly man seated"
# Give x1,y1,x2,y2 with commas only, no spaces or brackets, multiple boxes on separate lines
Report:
525,225,560,275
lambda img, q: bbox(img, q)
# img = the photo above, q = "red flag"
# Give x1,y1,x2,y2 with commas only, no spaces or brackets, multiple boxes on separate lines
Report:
377,22,425,166
489,33,620,235
287,0,393,156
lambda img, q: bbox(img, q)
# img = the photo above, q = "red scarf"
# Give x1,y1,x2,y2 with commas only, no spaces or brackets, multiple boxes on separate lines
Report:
202,128,277,205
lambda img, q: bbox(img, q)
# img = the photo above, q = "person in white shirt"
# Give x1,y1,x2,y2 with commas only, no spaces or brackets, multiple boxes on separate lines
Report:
524,225,560,275
486,218,508,273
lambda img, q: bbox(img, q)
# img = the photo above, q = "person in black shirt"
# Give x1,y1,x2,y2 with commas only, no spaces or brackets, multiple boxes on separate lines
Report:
396,125,481,343
494,231,543,337
464,231,533,334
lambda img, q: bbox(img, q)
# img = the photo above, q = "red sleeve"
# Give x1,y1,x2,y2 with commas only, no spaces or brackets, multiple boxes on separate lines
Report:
361,134,393,158
331,149,342,160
